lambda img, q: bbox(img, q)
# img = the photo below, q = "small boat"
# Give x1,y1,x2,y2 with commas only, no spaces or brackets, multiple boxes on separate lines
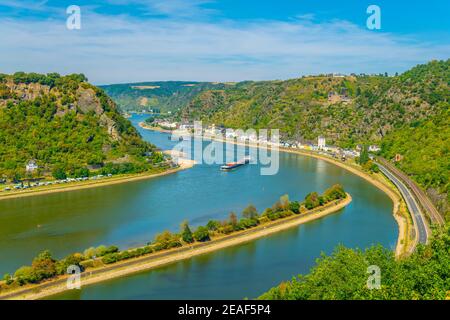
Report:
220,156,250,171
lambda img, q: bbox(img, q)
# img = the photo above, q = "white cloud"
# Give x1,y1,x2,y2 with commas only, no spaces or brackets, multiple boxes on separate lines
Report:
0,9,448,84
104,0,216,18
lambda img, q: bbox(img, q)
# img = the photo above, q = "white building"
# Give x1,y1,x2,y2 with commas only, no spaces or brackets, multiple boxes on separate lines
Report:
159,121,178,129
318,136,326,150
369,145,381,152
26,160,38,173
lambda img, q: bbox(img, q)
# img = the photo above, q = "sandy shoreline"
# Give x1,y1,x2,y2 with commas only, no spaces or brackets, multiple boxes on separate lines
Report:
0,161,194,201
139,122,173,133
278,148,410,256
136,124,411,255
156,129,410,256
1,195,351,300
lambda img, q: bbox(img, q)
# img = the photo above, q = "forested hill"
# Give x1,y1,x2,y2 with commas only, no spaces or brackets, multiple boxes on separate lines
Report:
259,223,450,300
180,60,449,218
0,72,158,180
100,81,233,113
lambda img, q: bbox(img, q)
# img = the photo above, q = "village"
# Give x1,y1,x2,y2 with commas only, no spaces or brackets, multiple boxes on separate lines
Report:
0,159,116,193
0,154,176,194
147,119,382,162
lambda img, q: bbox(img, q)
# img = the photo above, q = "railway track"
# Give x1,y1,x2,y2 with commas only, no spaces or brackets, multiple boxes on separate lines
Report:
376,157,445,226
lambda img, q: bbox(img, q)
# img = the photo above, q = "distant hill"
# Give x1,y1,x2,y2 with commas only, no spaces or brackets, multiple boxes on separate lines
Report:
0,72,164,181
100,81,233,113
180,60,449,218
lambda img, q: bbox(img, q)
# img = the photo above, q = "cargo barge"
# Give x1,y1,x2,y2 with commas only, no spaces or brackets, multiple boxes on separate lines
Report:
220,156,251,171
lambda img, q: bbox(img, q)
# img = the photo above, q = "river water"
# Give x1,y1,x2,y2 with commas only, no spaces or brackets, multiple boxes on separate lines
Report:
0,114,397,299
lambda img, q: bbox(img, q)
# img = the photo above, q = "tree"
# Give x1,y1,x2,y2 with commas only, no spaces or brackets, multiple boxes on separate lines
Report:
304,192,320,210
153,230,181,250
31,250,57,281
280,194,290,210
323,184,346,201
193,226,210,242
14,266,37,285
362,160,379,173
289,201,300,214
259,223,450,300
359,144,369,165
242,204,258,220
229,212,238,227
206,220,220,231
56,253,84,275
181,221,194,244
83,247,97,259
3,273,13,285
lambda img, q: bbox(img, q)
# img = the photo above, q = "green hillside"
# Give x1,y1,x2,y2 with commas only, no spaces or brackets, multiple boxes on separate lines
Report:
180,60,450,217
259,223,450,300
100,81,232,113
0,72,165,181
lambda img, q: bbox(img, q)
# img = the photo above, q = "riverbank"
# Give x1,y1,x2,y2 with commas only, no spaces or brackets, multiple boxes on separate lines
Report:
0,194,351,300
139,121,174,133
0,160,195,202
170,132,412,257
138,122,411,256
279,148,410,256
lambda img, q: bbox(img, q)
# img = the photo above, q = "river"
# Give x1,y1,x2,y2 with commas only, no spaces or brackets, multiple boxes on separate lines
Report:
0,114,397,299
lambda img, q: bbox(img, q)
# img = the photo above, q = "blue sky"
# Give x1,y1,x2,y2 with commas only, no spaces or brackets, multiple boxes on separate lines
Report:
0,0,449,84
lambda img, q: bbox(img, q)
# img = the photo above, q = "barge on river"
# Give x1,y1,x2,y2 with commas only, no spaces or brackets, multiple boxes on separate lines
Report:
220,156,251,171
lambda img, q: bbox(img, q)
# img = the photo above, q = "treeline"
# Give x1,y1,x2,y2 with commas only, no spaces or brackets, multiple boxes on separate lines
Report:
259,224,450,300
180,59,449,218
100,81,227,113
0,185,347,290
0,72,165,182
381,110,449,219
0,72,88,89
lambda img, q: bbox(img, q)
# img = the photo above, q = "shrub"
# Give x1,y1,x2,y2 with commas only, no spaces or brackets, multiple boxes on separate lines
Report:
14,266,37,285
80,260,94,269
238,218,259,229
289,201,300,214
56,253,85,275
193,226,211,242
219,224,234,235
83,247,97,259
153,231,182,250
95,245,119,257
304,192,320,210
323,184,346,201
142,246,153,254
3,273,13,285
206,220,221,231
102,253,119,264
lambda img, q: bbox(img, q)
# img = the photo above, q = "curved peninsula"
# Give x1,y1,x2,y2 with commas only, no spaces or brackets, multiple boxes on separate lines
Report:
0,189,351,300
138,123,412,257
